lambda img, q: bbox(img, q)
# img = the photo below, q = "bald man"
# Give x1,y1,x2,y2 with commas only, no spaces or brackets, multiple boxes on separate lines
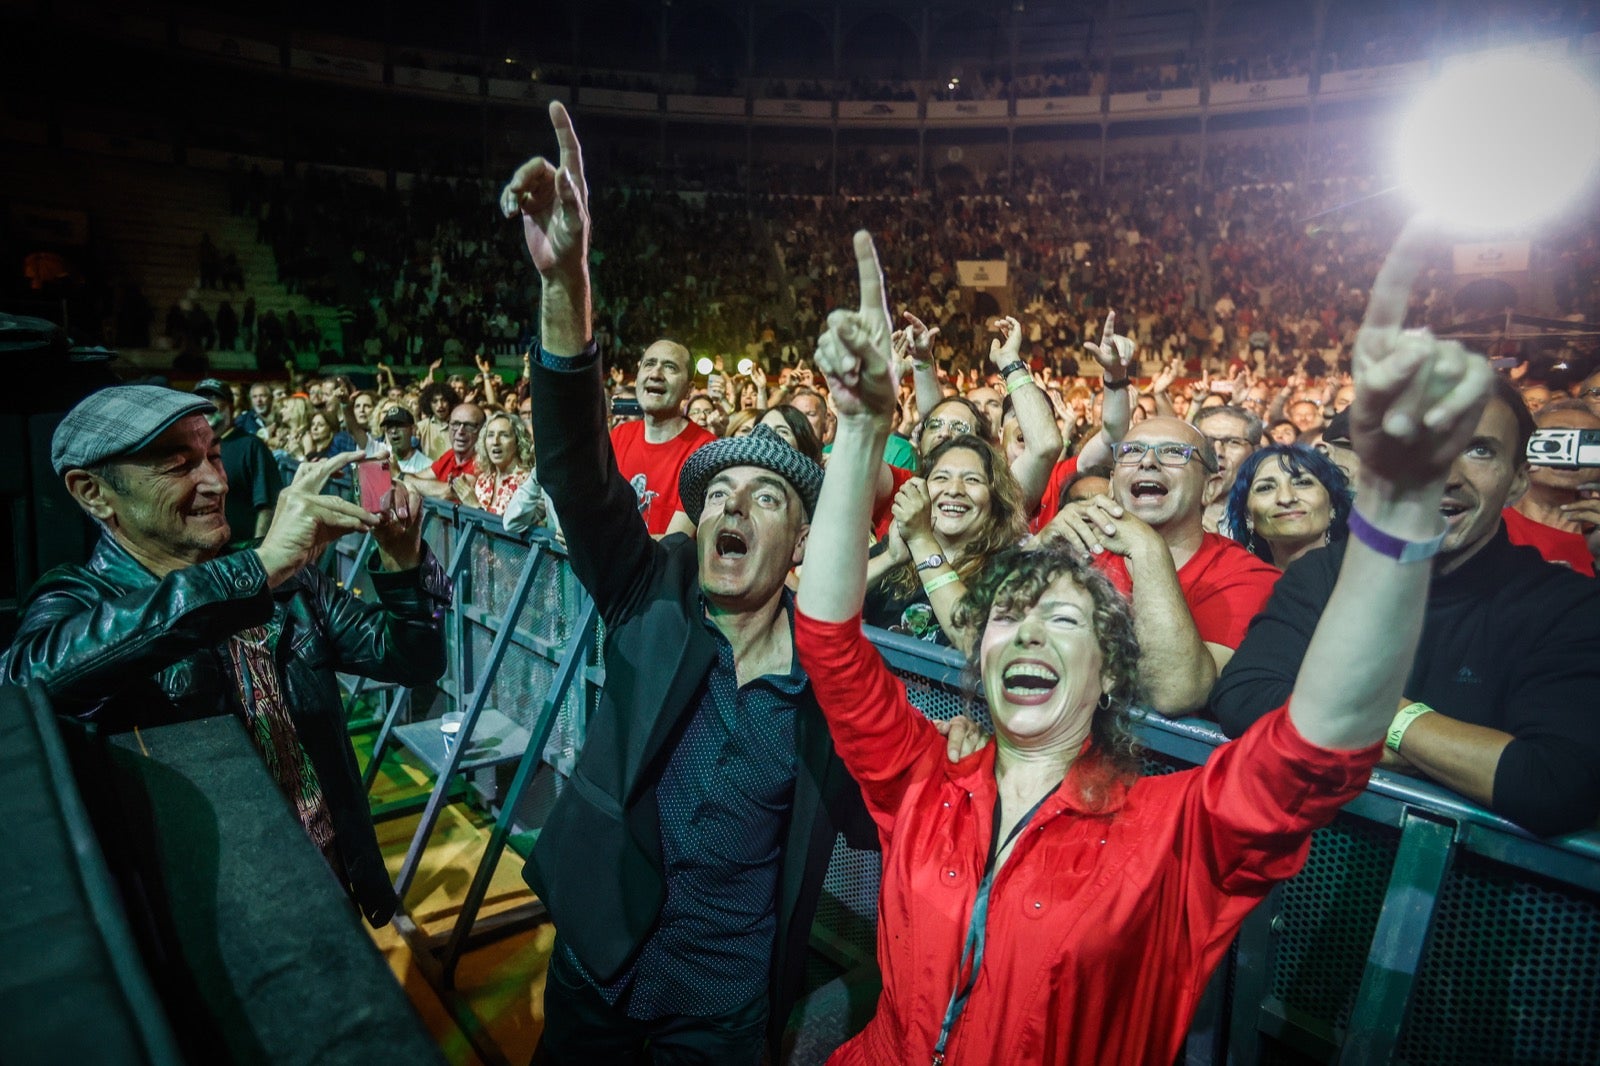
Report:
612,339,715,535
1507,400,1599,574
1041,416,1280,716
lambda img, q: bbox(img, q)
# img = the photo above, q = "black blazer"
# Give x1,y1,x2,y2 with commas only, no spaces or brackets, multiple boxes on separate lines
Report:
524,352,875,1040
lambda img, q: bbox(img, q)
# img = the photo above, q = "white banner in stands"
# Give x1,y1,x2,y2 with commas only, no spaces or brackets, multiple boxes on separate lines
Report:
289,49,381,82
1015,96,1101,118
178,27,279,66
1109,87,1201,112
1318,61,1428,98
752,99,833,119
394,66,479,96
926,99,1009,121
1453,241,1531,275
486,79,571,103
838,100,920,122
666,94,747,116
956,260,1008,288
580,88,658,111
1210,76,1310,106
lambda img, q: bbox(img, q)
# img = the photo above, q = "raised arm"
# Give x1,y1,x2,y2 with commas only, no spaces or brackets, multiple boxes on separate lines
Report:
798,232,943,818
904,311,945,420
1289,223,1491,751
1076,311,1134,467
503,102,659,623
991,315,1063,513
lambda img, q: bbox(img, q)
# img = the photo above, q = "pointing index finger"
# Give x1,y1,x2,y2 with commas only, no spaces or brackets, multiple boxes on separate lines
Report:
1361,217,1437,340
548,102,586,190
854,231,887,320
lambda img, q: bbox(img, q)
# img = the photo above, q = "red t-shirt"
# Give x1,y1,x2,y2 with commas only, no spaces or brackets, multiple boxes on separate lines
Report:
1095,531,1280,649
1502,507,1595,576
794,610,1378,1066
609,420,715,535
1030,456,1082,533
431,450,477,483
872,464,918,541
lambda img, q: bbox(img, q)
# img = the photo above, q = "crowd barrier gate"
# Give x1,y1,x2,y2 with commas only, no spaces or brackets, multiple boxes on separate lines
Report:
331,498,1600,1066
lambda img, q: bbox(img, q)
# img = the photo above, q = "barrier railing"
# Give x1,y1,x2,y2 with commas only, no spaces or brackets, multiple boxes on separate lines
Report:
333,497,1600,1066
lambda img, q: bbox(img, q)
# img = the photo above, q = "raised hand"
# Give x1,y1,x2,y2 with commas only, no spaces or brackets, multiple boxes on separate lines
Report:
988,315,1023,369
814,232,898,423
501,101,589,281
1349,221,1492,490
1085,310,1134,383
255,451,377,587
371,479,425,571
891,477,935,543
901,310,940,362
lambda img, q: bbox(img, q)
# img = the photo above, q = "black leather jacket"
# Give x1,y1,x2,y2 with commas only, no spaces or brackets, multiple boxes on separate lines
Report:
1,533,452,924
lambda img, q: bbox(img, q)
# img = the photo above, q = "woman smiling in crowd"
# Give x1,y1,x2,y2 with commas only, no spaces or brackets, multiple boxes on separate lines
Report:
864,434,1026,649
1226,443,1353,568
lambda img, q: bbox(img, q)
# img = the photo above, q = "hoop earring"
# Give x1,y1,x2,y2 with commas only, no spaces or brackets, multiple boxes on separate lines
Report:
1097,691,1113,712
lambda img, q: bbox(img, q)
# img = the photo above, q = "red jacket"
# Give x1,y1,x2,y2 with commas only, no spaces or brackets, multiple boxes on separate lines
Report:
796,612,1378,1066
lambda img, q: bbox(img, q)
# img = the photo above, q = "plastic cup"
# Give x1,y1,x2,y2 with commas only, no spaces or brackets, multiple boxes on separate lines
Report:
440,712,465,758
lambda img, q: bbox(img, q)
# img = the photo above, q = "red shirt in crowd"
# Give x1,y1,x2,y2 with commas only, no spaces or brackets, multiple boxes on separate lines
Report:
1095,532,1280,649
872,464,918,541
1501,508,1595,577
1030,456,1081,533
431,450,477,483
609,419,715,535
794,611,1379,1066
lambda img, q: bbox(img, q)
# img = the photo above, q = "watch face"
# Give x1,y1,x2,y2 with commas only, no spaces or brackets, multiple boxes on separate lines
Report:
919,553,944,570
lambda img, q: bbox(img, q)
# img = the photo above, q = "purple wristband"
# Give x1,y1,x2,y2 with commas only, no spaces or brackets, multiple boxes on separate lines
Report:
1346,508,1447,564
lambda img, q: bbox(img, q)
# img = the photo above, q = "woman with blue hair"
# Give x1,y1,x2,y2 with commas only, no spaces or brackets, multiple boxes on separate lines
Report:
1226,444,1353,569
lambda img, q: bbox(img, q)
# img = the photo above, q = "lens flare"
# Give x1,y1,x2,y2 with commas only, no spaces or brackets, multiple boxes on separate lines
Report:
737,358,754,375
696,356,714,375
1396,55,1600,232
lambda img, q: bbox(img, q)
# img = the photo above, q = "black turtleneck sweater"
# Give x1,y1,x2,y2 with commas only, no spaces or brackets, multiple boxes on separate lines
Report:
1210,527,1600,837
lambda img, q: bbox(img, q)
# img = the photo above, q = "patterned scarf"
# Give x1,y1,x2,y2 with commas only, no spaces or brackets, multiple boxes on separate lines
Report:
228,623,337,854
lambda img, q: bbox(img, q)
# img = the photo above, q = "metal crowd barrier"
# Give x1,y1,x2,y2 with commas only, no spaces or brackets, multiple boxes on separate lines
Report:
331,497,1600,1066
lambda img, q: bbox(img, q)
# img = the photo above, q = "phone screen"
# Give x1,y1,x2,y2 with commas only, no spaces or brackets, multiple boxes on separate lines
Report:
358,460,393,512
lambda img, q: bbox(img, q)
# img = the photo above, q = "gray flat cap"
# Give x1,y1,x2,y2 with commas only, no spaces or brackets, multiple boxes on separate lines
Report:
678,424,824,523
51,385,217,476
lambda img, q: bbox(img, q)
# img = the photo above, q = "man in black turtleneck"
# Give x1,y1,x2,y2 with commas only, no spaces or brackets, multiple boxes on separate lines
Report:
1211,378,1600,837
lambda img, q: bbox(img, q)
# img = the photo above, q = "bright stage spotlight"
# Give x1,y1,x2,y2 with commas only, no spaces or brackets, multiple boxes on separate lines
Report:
736,358,754,375
1396,55,1600,232
695,356,715,375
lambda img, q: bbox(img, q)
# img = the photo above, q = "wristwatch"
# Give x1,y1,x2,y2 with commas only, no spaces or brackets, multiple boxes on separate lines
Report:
915,553,946,572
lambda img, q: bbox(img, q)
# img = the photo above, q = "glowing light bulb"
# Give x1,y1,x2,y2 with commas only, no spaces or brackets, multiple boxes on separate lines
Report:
737,358,754,375
1395,55,1600,232
696,356,714,375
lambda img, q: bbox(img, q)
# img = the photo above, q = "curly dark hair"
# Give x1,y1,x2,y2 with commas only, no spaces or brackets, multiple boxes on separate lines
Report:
953,543,1145,805
418,381,461,420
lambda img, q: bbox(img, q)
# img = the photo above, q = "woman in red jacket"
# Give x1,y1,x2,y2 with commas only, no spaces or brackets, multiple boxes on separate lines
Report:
795,227,1490,1065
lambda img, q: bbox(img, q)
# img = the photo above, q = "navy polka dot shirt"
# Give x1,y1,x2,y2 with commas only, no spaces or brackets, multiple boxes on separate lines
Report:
563,597,803,1019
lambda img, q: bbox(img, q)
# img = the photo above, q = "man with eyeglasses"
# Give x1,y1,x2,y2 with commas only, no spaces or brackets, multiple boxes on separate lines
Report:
1193,404,1264,536
1040,416,1279,717
410,402,483,500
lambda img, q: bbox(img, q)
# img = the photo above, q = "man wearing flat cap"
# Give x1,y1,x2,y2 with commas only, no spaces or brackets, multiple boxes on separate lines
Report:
193,376,280,546
1,384,451,925
504,104,982,1063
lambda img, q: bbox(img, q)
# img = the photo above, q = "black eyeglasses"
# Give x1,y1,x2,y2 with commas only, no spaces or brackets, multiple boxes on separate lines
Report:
448,420,485,431
1114,441,1214,470
1205,435,1255,452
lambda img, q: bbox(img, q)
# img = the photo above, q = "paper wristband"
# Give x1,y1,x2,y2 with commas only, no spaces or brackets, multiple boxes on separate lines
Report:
1347,508,1447,564
1387,701,1435,753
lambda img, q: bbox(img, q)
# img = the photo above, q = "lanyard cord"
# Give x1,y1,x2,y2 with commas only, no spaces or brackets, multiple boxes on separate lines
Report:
930,788,1056,1066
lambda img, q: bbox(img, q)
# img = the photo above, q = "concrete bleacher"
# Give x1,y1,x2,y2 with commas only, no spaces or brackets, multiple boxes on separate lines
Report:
0,141,341,369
